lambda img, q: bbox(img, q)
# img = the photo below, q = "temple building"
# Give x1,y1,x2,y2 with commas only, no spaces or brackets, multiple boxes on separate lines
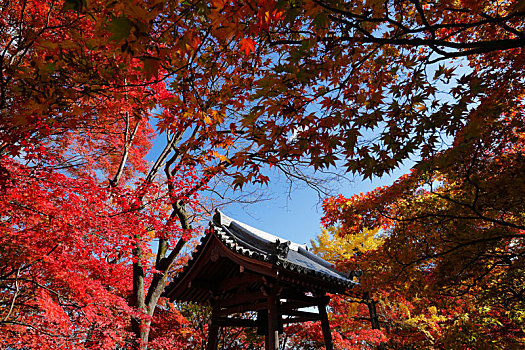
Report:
164,210,356,350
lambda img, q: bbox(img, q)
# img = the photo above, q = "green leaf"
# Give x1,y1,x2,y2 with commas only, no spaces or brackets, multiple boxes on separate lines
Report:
107,16,133,42
143,57,161,80
61,0,86,12
312,13,328,29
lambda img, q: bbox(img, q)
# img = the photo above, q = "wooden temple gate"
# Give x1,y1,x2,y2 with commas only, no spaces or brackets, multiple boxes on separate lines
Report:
164,211,356,349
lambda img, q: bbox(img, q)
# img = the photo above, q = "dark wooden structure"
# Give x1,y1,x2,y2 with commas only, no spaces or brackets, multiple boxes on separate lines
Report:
164,210,356,350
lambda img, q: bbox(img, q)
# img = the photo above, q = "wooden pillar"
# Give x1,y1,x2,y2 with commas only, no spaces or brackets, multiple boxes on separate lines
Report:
206,306,220,350
266,293,280,350
318,296,333,350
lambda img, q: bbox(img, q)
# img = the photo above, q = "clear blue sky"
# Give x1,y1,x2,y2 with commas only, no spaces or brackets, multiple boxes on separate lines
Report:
146,127,412,249
213,164,411,248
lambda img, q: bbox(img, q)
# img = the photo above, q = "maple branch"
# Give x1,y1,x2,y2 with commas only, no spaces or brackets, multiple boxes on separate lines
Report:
410,0,434,40
144,205,189,314
145,131,183,184
2,267,21,323
140,132,212,341
317,0,525,38
16,277,73,303
127,124,201,339
478,11,525,38
110,115,140,187
130,233,147,347
377,196,525,231
272,1,525,62
155,238,169,269
274,162,333,198
442,259,501,297
2,321,78,339
431,191,525,231
397,234,523,271
271,34,525,59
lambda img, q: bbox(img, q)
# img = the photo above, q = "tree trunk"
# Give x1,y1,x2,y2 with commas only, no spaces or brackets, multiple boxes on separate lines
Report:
131,238,149,349
130,198,191,349
365,293,386,350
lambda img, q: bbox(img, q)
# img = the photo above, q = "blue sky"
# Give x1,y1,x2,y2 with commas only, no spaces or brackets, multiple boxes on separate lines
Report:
146,126,413,249
216,163,411,248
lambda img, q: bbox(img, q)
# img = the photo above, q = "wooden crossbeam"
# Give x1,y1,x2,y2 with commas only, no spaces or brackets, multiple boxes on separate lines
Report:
279,290,318,304
283,309,320,320
283,316,319,324
217,291,266,308
280,299,318,310
188,279,215,291
217,273,264,292
218,301,268,316
216,317,257,328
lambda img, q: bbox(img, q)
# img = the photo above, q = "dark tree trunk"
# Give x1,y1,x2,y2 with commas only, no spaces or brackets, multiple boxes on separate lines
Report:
365,293,386,350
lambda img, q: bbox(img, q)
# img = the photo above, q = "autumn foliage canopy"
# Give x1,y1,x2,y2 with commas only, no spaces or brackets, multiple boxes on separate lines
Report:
1,0,524,349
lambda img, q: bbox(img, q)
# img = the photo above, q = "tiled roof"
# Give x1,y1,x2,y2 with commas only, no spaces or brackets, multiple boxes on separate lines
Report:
211,210,356,289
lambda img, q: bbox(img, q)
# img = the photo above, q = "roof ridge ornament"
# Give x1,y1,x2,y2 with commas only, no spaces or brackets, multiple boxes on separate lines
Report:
271,239,290,261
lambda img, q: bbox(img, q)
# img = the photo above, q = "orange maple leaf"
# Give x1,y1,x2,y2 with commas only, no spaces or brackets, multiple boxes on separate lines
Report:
238,38,255,55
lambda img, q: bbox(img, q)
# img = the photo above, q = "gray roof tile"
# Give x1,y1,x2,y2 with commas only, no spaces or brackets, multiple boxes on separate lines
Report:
212,210,356,289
